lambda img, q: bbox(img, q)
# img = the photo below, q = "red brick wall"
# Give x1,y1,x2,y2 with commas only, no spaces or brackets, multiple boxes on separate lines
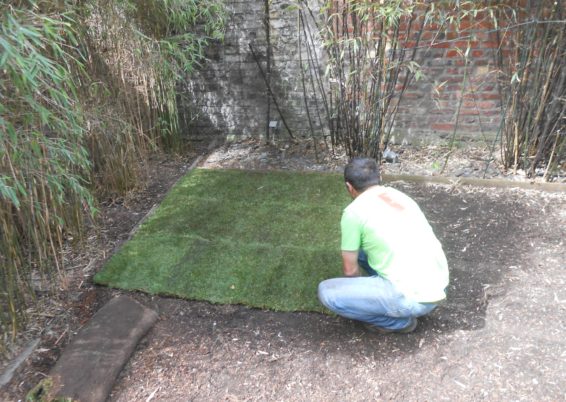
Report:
391,10,504,145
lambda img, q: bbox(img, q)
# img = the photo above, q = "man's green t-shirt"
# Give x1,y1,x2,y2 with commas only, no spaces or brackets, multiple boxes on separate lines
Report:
341,186,449,302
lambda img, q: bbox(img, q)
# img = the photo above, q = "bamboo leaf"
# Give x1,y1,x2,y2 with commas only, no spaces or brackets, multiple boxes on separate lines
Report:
0,177,21,209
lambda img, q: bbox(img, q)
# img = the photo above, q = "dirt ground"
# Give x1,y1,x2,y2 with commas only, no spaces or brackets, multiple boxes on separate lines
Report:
2,139,566,401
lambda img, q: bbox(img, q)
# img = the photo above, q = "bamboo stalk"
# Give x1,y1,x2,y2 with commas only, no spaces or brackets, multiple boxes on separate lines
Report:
298,12,319,161
495,0,565,179
1,0,227,345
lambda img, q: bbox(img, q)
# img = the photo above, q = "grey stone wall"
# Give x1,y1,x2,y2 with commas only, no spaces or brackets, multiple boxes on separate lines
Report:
180,0,325,142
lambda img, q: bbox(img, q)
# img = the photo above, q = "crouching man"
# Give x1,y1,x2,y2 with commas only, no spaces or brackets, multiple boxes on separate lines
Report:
318,158,449,333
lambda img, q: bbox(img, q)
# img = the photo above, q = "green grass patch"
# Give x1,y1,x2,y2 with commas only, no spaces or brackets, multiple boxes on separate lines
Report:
94,168,349,312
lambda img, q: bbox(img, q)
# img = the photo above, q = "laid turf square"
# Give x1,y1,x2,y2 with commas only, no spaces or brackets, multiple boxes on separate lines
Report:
94,168,350,312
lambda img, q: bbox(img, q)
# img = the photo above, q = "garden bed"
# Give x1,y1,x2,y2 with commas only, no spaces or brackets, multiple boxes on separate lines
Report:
2,138,566,401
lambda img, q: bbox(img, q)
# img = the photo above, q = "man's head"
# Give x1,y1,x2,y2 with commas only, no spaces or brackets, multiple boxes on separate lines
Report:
344,157,381,197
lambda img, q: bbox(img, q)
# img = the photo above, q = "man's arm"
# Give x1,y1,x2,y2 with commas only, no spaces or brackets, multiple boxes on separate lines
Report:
341,250,361,277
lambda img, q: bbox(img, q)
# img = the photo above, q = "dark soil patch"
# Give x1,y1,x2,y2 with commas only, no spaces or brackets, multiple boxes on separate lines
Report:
2,139,565,401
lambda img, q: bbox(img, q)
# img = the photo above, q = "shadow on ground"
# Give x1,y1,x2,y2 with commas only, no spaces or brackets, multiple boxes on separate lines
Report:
407,182,526,333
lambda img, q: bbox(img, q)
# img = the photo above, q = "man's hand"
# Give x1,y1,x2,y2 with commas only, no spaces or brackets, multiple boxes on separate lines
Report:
341,250,361,277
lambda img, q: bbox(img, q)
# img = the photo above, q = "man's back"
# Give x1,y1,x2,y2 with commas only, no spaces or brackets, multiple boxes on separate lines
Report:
341,186,448,302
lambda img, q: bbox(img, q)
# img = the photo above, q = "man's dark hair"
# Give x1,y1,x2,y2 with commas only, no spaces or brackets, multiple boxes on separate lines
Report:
344,157,381,192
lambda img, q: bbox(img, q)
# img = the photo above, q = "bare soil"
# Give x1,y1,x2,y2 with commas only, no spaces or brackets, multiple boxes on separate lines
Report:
2,139,566,401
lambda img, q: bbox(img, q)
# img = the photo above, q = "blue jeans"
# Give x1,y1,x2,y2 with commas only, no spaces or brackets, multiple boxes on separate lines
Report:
317,251,438,331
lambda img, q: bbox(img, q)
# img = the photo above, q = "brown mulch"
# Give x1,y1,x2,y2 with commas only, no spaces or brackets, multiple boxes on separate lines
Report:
2,138,566,401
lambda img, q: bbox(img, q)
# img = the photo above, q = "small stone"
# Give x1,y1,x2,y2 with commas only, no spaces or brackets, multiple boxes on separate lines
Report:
383,149,400,163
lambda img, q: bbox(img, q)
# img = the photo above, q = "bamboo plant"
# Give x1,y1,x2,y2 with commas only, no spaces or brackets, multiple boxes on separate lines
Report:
496,0,565,180
299,0,505,161
0,2,93,343
0,0,225,349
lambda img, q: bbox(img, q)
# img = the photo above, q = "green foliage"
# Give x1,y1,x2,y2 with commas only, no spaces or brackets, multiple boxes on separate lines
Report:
0,1,94,342
0,0,225,347
80,0,225,168
123,0,226,65
95,169,349,312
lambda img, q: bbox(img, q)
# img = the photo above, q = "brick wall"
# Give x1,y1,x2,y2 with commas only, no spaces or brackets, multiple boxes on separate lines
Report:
180,1,504,145
391,13,502,145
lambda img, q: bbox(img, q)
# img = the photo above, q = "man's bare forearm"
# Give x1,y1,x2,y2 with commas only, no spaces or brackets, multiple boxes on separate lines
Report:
341,250,361,277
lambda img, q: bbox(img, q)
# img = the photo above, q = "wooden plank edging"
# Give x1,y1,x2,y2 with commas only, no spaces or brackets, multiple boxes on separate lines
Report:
382,174,566,193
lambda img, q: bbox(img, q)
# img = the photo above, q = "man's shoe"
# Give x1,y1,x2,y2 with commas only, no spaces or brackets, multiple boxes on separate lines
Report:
364,317,418,334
